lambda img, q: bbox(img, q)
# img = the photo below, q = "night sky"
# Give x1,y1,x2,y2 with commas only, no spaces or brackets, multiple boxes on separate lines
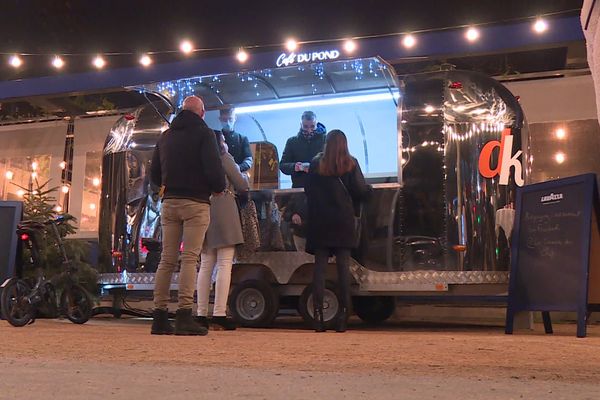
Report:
0,0,584,80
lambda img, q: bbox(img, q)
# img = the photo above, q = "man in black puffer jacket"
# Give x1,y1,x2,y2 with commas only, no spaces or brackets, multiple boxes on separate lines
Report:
150,95,225,336
279,111,325,252
279,111,326,189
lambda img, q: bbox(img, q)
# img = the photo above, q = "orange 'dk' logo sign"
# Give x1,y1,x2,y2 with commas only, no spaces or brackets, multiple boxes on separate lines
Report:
478,128,524,187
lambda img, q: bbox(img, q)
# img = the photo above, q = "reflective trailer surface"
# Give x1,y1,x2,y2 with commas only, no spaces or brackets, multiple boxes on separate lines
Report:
397,70,525,272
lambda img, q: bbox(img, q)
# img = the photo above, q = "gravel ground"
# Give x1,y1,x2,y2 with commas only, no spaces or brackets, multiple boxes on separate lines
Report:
0,317,599,399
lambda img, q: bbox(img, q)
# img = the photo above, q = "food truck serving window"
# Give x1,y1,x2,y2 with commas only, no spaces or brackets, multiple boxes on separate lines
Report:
142,57,402,188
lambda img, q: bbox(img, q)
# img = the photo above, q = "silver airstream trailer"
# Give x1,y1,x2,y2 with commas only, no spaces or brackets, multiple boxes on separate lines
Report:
98,57,526,327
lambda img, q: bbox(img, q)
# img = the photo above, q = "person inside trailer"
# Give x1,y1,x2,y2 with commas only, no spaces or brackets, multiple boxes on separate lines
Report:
216,106,253,173
279,111,326,251
279,111,326,189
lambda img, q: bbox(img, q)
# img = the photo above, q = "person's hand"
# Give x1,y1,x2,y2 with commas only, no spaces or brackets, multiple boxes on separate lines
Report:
292,214,302,225
294,162,304,172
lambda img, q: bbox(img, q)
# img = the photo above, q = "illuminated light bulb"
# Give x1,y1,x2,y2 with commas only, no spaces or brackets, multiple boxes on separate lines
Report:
31,161,38,171
16,190,25,198
59,161,67,170
179,40,194,54
402,35,416,49
555,128,566,139
92,55,106,69
52,56,65,69
5,170,14,180
344,40,357,53
54,206,62,213
533,18,548,34
286,39,298,51
554,152,566,164
61,185,70,194
9,55,22,68
465,27,480,42
92,177,101,187
139,54,152,67
424,105,435,113
89,203,96,211
236,49,249,63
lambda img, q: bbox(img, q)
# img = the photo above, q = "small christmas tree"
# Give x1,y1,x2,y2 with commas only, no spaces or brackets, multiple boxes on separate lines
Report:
15,179,98,297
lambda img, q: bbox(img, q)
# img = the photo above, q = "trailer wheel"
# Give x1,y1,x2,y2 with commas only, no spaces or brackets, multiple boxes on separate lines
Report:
229,279,279,327
298,281,341,329
353,296,396,324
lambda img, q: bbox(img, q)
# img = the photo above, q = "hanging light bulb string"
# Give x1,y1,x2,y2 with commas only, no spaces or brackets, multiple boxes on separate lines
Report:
1,9,578,69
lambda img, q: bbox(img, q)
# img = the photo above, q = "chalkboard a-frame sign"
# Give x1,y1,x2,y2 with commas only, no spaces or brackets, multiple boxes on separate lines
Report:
505,173,600,338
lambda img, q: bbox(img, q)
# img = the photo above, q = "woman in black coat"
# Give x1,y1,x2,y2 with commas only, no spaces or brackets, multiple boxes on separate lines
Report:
304,129,370,332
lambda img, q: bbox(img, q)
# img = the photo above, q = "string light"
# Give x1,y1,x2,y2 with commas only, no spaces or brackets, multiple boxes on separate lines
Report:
52,55,65,69
59,161,67,169
343,39,357,53
92,177,101,187
402,35,416,49
179,40,194,54
139,54,152,67
92,55,106,69
31,172,38,179
6,13,564,73
5,170,14,180
31,161,38,171
16,190,25,198
61,185,70,193
286,39,298,51
465,27,480,42
54,205,62,213
554,152,566,164
555,128,566,139
9,55,22,68
236,49,249,63
533,18,548,34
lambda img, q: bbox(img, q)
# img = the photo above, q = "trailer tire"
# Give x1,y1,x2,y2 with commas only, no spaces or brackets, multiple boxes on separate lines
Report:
353,296,396,324
298,281,341,329
229,279,279,328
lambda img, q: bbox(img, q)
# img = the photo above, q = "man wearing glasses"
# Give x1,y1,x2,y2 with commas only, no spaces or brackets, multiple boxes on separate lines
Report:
279,111,326,252
279,111,326,188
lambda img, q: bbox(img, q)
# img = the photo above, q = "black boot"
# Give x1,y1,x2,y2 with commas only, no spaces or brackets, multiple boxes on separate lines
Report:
194,316,209,329
175,308,208,336
151,309,174,335
211,316,237,331
313,305,326,332
336,307,348,333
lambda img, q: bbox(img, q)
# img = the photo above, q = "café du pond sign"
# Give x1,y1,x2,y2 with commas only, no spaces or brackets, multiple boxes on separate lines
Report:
276,49,341,67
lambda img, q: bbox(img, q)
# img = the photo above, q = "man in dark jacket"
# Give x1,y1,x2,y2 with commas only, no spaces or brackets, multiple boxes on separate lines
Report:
150,95,226,336
279,111,326,188
217,107,253,172
279,111,325,251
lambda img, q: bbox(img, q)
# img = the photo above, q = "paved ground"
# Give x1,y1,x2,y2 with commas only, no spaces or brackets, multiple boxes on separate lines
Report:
1,317,599,399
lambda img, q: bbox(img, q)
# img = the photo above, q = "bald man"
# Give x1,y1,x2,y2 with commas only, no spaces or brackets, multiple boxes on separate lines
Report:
150,95,226,336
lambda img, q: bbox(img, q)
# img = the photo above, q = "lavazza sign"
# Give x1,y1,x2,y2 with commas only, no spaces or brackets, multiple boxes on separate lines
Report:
276,49,341,67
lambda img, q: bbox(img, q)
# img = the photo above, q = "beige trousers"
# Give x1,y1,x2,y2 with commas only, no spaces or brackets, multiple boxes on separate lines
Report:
153,199,210,310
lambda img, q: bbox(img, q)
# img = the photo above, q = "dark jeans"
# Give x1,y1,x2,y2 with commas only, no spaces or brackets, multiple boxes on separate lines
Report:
313,248,352,313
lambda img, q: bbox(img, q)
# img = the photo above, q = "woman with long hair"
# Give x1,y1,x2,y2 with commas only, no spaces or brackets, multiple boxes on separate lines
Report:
196,131,249,330
305,129,370,332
